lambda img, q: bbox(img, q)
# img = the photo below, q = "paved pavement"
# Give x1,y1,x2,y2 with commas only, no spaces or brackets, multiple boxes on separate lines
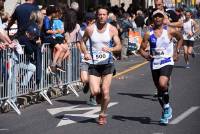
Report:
0,45,200,134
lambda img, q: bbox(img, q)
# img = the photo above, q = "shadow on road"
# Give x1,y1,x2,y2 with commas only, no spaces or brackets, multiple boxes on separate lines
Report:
174,65,186,69
112,115,159,125
56,99,86,105
118,92,157,101
55,114,97,124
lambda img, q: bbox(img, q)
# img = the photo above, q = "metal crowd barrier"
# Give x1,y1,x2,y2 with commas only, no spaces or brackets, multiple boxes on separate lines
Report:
0,43,81,115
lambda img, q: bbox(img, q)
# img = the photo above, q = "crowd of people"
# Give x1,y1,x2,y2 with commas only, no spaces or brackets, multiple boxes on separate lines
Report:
0,0,200,125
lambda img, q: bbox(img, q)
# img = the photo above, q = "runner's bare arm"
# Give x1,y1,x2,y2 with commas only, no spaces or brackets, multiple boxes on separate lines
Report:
80,27,92,60
102,25,121,52
110,26,122,52
169,27,183,53
193,20,200,34
139,31,152,60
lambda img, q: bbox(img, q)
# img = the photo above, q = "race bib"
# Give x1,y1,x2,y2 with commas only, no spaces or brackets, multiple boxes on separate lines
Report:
92,51,110,63
151,47,171,58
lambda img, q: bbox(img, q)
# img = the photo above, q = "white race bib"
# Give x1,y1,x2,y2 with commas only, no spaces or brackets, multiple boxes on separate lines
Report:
151,47,172,59
93,51,109,61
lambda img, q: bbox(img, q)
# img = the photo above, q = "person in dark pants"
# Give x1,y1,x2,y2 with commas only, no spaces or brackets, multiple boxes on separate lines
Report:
18,22,42,86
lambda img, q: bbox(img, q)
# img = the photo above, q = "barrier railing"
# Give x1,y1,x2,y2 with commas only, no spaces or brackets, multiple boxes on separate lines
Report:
0,43,81,115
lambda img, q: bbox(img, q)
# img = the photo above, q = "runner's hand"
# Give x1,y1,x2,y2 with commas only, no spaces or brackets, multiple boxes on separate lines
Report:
102,46,112,52
173,52,179,62
143,52,153,61
84,53,92,60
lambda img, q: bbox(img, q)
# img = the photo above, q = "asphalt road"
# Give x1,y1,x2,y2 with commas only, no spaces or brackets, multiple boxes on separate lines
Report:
0,45,200,134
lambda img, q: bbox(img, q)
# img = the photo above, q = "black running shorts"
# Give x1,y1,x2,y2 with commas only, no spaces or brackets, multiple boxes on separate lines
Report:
151,65,173,78
184,40,194,47
88,63,115,77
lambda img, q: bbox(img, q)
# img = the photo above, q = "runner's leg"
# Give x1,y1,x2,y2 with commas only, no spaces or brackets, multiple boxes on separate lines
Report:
100,74,113,115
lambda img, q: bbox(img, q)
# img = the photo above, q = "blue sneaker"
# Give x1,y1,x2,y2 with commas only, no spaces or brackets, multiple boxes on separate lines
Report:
160,106,172,124
164,106,172,120
160,116,169,124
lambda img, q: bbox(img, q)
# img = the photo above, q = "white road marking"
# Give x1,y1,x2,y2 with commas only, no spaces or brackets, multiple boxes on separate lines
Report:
0,129,9,131
169,106,199,125
47,102,118,127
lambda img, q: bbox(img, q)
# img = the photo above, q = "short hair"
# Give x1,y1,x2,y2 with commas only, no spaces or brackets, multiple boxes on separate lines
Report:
96,5,109,15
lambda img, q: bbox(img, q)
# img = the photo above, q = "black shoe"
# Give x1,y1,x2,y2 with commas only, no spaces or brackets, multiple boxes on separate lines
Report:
191,53,195,58
56,65,66,72
83,83,89,94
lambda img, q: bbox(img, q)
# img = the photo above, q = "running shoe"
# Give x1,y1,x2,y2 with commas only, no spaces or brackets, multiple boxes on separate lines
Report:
160,106,172,124
82,83,89,94
185,64,190,69
87,97,97,106
191,52,195,58
98,114,107,125
163,106,172,120
160,116,169,124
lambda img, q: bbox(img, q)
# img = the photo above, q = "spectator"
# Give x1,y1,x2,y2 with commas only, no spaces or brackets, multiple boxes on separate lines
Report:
120,12,133,59
7,0,39,37
120,3,126,14
18,22,41,86
42,6,67,74
134,10,145,36
70,2,79,12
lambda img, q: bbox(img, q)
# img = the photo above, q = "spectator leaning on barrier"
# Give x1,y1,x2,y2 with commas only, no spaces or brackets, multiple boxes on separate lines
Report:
18,22,42,86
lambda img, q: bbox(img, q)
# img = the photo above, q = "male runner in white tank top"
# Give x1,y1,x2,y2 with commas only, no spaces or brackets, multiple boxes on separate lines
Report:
81,6,122,125
182,10,199,68
139,10,183,125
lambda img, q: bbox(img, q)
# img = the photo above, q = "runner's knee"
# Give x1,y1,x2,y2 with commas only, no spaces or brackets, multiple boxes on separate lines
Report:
159,82,168,90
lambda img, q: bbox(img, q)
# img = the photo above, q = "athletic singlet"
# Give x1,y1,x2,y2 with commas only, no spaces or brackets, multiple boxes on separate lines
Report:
149,26,174,70
89,23,113,65
183,19,195,41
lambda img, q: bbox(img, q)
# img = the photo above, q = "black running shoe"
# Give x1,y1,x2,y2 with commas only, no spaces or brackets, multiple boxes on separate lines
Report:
83,83,89,94
191,53,195,58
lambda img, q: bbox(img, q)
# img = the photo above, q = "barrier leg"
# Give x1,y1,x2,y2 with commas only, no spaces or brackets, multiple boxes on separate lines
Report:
67,84,79,97
39,89,53,105
6,99,21,115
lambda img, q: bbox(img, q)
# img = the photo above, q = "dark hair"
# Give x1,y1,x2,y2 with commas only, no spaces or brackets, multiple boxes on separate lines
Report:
63,8,77,33
96,5,110,15
46,6,56,16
